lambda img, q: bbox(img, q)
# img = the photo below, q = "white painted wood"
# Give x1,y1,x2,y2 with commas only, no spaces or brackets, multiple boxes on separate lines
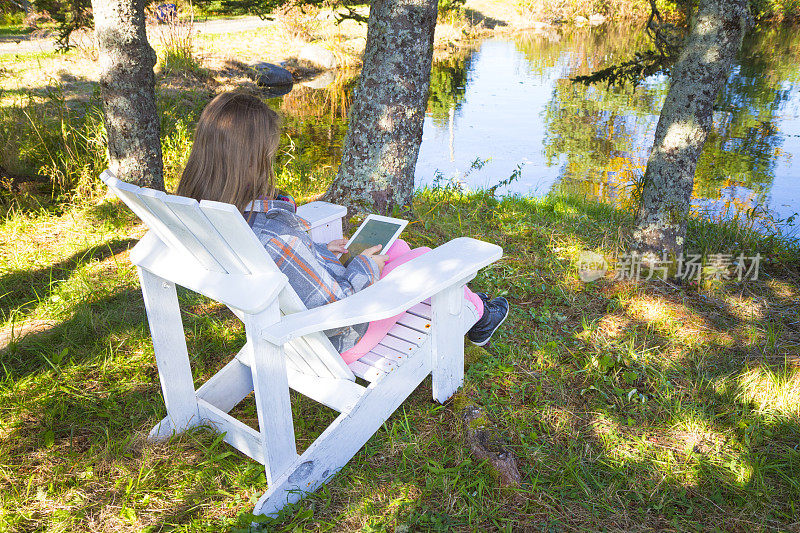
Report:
196,351,254,413
370,343,409,364
163,194,250,274
359,351,398,372
245,303,297,484
138,268,200,432
262,238,503,344
131,233,287,315
348,360,386,382
407,301,432,320
387,323,426,346
283,369,365,413
199,200,280,276
396,313,432,332
254,345,433,516
136,188,227,273
430,285,465,403
101,172,198,262
296,201,348,226
379,335,416,354
197,399,269,464
284,342,318,377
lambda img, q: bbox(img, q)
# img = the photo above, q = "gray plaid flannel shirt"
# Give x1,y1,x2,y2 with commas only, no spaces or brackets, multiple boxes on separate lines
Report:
245,199,380,353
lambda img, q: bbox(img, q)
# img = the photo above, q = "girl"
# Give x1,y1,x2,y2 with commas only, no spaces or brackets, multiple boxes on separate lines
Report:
176,91,508,361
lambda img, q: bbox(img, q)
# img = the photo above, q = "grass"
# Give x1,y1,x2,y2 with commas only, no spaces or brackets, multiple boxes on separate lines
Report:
2,180,800,531
2,9,800,532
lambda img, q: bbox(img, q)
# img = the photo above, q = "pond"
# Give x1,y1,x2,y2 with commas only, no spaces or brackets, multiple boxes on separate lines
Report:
274,25,800,233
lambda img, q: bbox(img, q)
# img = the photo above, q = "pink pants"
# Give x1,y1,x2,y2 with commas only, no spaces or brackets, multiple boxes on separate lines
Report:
339,239,484,364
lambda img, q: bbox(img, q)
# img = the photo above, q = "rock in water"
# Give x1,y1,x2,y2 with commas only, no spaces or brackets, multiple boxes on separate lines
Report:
249,62,294,87
588,13,606,26
298,44,338,70
299,70,336,89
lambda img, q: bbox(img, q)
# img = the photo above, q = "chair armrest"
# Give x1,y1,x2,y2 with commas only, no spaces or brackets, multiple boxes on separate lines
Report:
261,237,502,345
296,201,347,244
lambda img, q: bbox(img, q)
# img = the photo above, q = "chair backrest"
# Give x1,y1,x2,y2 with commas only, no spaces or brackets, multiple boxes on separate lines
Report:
100,169,354,381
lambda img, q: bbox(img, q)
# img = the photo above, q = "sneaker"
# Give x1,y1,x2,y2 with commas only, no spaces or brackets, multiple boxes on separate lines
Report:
467,294,509,346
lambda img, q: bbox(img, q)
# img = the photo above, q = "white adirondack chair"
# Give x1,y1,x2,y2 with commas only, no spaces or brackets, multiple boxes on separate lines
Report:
99,169,503,516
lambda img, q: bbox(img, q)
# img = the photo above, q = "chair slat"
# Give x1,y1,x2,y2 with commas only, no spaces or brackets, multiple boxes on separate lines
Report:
284,343,316,376
359,351,397,372
371,343,408,363
348,360,385,382
407,302,433,320
200,200,278,275
386,323,426,346
379,335,416,354
286,337,335,378
163,195,250,275
137,189,226,273
397,313,432,332
101,172,194,259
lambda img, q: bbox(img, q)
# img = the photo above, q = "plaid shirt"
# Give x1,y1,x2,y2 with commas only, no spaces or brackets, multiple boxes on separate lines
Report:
245,198,380,353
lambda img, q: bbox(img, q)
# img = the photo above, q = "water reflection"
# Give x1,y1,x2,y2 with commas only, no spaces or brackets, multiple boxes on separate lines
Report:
272,25,800,231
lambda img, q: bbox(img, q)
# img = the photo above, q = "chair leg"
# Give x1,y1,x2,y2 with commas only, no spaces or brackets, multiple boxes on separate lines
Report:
244,303,298,485
430,285,466,403
253,348,431,517
138,268,200,439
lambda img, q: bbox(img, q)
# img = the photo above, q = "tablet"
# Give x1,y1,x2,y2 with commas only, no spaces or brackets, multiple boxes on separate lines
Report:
339,214,408,267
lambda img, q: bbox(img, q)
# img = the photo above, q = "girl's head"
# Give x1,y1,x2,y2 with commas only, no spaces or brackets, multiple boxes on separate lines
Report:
176,91,280,212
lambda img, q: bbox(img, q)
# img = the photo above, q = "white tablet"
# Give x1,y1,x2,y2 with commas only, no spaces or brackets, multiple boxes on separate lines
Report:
340,214,408,267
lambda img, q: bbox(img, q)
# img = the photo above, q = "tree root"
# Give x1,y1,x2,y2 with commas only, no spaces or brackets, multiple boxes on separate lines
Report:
452,343,521,488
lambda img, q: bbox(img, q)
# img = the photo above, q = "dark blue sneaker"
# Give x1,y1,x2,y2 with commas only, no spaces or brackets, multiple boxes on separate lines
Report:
468,294,509,346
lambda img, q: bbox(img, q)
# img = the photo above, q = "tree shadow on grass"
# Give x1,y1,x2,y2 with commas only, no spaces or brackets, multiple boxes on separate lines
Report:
0,237,138,322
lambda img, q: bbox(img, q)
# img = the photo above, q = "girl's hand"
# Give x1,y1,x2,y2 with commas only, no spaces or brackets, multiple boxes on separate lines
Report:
327,238,348,254
361,245,389,273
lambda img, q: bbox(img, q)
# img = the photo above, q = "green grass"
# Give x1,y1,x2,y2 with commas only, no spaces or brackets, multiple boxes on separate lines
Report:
0,25,33,38
2,182,800,531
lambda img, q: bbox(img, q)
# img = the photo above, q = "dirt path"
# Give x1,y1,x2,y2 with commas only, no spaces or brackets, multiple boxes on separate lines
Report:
0,15,274,56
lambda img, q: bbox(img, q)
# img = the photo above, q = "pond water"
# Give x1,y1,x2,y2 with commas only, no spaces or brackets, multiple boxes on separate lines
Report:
276,25,800,232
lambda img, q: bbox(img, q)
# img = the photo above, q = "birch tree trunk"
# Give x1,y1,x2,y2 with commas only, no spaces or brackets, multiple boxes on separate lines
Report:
91,0,164,190
325,0,438,215
633,0,751,255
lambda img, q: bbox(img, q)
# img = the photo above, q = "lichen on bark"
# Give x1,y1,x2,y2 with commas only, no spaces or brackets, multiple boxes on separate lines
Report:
91,0,164,190
324,0,438,216
633,0,751,256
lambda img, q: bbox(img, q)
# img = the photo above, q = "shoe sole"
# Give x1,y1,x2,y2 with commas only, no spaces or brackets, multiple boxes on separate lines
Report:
470,304,509,347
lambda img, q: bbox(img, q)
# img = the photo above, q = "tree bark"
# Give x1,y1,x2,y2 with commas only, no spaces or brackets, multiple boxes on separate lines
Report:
633,0,751,255
325,0,438,215
91,0,164,190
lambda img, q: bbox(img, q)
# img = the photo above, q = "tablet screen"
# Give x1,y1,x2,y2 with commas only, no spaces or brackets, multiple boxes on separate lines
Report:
340,218,405,267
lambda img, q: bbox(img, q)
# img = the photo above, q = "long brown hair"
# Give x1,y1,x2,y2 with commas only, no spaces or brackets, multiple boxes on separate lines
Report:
176,91,280,212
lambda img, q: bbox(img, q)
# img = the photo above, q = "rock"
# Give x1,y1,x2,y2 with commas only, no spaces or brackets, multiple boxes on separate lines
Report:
588,13,606,26
249,62,294,87
299,70,336,89
298,44,338,70
574,15,588,26
263,84,293,97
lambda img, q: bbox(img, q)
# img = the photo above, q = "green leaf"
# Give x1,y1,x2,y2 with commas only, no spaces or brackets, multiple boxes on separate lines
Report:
43,430,55,448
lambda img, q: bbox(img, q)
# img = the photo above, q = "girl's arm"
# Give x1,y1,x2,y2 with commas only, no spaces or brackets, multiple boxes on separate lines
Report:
265,236,380,310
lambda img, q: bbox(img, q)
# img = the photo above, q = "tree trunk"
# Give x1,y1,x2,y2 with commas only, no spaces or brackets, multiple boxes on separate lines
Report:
632,0,751,255
325,0,438,216
91,0,164,190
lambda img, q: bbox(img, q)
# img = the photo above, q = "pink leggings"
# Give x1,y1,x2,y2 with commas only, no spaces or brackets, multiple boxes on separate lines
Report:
339,239,484,364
